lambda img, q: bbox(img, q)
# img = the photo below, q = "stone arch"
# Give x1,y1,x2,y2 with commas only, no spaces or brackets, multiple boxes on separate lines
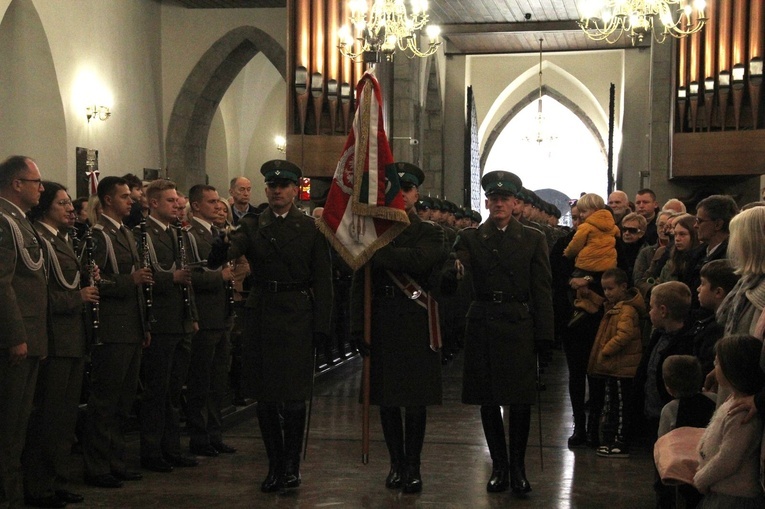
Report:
0,0,67,184
165,26,286,191
479,84,607,171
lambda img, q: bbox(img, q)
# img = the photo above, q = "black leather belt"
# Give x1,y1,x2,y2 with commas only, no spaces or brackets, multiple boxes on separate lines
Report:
476,291,528,304
252,279,311,293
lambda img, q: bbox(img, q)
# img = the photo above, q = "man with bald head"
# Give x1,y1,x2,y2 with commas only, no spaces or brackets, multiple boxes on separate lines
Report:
228,177,258,226
607,191,630,226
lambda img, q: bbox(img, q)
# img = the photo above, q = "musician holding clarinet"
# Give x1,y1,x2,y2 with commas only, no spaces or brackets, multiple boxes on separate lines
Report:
184,184,238,457
23,182,97,506
83,176,152,489
135,179,199,473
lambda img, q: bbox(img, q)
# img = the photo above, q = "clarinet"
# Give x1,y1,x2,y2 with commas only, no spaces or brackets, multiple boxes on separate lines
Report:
83,227,102,345
139,217,156,328
174,220,193,318
224,226,236,318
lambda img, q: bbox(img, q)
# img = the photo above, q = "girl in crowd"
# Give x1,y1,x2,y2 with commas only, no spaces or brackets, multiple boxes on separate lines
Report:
693,334,765,509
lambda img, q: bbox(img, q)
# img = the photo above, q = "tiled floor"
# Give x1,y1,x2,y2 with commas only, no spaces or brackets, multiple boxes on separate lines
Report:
64,350,657,508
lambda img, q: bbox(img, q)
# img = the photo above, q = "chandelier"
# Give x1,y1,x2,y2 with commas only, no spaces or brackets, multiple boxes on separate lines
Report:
578,0,708,45
524,39,557,147
338,0,441,62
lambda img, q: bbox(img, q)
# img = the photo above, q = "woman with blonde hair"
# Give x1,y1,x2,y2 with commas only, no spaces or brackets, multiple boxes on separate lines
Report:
86,194,102,225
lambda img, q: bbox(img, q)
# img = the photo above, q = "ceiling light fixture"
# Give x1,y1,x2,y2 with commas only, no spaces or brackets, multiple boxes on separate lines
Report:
578,0,708,45
338,0,441,62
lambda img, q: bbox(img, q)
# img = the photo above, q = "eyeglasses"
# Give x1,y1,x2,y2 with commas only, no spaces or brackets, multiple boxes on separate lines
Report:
623,227,642,234
695,216,712,224
56,200,73,207
16,178,43,186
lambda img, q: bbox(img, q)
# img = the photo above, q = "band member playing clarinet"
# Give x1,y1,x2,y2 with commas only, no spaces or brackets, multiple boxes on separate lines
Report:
135,179,198,473
185,184,237,457
83,176,152,489
24,182,97,506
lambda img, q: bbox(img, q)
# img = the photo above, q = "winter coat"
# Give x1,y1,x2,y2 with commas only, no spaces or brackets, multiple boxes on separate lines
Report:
563,209,620,273
588,288,646,378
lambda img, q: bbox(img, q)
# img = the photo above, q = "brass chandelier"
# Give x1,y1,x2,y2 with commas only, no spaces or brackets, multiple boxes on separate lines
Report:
338,0,441,62
578,0,708,44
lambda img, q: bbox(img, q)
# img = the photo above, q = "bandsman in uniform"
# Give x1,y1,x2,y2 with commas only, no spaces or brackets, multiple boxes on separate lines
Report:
185,184,237,456
352,162,446,494
83,176,152,488
0,156,49,508
208,160,332,493
24,182,97,507
443,170,553,496
136,179,199,473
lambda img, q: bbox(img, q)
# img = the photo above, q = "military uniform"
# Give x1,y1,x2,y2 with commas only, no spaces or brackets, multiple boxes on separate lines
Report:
351,162,446,494
134,214,197,468
186,216,234,454
212,160,332,493
0,197,48,508
23,223,87,501
445,171,553,496
83,213,146,482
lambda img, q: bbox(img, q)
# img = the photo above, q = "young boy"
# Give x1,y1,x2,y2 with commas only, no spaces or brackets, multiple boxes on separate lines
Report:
564,193,620,324
588,268,646,458
634,281,695,440
691,260,739,376
658,355,716,437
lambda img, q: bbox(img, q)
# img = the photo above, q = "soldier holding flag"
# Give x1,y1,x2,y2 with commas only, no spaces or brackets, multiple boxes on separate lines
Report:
350,162,445,494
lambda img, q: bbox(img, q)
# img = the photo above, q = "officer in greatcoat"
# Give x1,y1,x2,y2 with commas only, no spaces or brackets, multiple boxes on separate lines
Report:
208,160,332,494
351,162,446,494
443,170,553,496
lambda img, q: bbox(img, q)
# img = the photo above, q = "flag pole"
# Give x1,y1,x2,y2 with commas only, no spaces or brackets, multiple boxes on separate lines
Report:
362,263,372,464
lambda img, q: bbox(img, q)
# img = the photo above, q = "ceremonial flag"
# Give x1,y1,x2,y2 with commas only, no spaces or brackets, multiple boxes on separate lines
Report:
317,71,409,271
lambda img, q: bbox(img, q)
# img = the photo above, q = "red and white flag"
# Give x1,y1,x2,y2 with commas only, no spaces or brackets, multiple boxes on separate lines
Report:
317,71,409,271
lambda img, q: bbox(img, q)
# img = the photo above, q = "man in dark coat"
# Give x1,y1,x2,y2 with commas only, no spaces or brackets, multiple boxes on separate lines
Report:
0,156,49,508
351,162,446,494
209,160,333,494
444,170,553,496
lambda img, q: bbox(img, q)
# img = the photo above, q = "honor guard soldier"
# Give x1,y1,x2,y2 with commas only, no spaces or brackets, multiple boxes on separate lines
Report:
24,182,96,507
443,170,553,496
136,179,199,473
185,184,237,457
352,162,446,494
83,176,152,488
208,160,333,494
0,156,49,508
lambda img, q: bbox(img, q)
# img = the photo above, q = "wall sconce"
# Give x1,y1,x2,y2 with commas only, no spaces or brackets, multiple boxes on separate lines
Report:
86,105,111,122
275,135,286,153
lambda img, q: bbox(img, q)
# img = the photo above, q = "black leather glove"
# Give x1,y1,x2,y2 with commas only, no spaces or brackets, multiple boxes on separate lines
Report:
351,332,370,357
313,332,329,349
207,232,229,269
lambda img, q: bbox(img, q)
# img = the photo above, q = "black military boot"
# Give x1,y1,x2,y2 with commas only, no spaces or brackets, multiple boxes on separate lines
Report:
508,404,532,496
402,406,426,494
481,405,509,493
568,413,587,448
380,407,405,489
257,402,284,493
282,401,307,490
